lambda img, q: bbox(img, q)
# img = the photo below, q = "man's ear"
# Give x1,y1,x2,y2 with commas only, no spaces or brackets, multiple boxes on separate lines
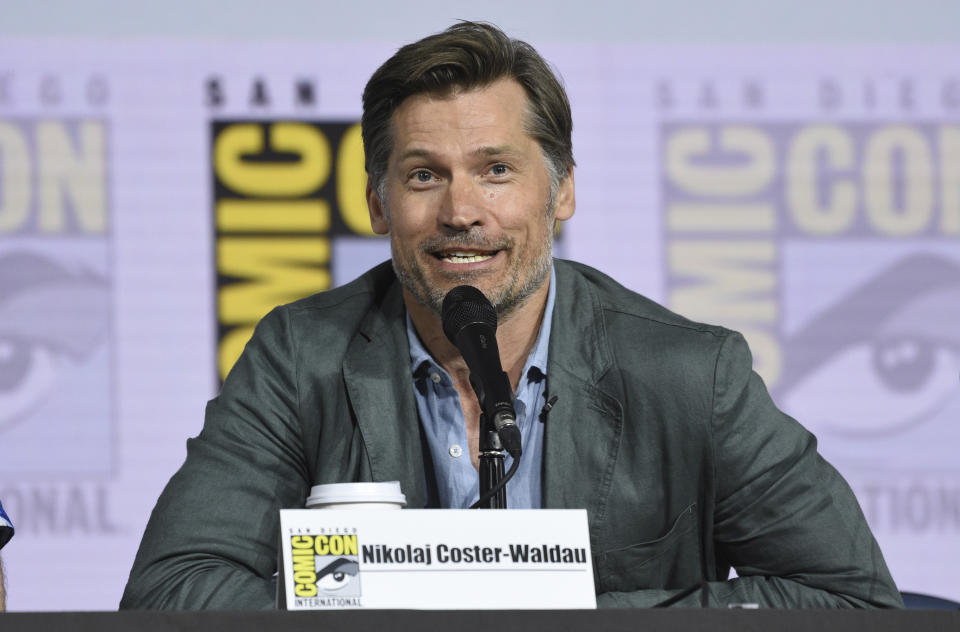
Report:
367,182,390,235
554,167,575,222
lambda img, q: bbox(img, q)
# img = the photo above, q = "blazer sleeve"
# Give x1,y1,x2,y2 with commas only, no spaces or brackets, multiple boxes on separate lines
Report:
599,331,903,608
120,306,310,610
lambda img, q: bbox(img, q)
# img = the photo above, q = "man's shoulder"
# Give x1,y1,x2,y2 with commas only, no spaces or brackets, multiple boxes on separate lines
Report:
555,259,729,340
551,259,742,415
282,260,397,317
247,261,400,360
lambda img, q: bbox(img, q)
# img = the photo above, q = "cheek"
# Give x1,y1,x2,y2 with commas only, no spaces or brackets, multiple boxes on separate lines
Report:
390,198,440,234
388,220,433,256
392,221,426,244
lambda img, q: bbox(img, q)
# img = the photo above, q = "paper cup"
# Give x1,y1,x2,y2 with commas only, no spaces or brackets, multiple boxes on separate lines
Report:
306,481,407,510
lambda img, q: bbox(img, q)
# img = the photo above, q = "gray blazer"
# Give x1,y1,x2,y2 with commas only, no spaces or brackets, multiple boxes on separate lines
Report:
120,259,902,609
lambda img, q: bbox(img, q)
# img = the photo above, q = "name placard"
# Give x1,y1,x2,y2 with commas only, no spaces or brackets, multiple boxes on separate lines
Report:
278,509,596,610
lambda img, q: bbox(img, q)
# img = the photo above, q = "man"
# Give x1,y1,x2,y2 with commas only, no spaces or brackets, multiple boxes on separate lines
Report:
121,22,901,609
1,499,13,611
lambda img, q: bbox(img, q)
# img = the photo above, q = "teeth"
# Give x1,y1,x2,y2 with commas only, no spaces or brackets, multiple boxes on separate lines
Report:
440,251,494,264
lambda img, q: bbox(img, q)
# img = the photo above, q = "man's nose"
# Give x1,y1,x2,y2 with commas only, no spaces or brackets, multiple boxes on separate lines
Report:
439,176,487,230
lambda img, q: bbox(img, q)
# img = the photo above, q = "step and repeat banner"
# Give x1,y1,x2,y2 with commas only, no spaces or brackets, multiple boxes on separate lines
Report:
0,39,957,609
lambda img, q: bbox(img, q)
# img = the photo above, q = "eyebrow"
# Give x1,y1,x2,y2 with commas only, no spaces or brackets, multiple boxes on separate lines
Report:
476,144,522,158
395,144,524,164
396,148,432,163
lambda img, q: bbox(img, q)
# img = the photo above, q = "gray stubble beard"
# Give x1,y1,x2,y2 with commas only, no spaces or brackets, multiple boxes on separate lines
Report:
389,226,554,322
387,197,557,322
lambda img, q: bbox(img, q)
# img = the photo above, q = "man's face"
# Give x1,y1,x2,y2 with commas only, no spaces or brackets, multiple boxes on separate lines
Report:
367,78,574,319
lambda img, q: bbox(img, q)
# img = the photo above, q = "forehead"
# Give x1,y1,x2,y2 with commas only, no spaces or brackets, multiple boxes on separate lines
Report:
388,79,533,156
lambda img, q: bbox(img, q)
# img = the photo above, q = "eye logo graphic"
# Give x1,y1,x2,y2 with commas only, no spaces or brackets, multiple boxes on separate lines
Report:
777,254,960,439
290,533,361,599
0,252,111,444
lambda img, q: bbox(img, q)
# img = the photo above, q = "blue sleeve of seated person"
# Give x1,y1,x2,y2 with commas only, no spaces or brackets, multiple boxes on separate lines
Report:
0,499,13,549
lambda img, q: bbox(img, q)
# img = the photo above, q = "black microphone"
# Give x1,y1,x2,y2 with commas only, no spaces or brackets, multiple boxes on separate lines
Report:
441,286,521,459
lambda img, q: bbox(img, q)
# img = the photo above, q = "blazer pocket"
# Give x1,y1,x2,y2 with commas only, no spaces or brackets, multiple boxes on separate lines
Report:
594,503,700,593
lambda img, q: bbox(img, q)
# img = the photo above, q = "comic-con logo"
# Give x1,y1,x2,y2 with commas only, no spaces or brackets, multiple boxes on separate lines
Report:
210,120,381,382
290,533,361,598
663,122,960,442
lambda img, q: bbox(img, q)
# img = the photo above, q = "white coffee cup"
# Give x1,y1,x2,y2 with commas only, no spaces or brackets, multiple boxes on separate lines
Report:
305,481,407,510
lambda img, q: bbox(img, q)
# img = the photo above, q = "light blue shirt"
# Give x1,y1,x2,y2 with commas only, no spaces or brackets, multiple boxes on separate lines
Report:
406,271,554,509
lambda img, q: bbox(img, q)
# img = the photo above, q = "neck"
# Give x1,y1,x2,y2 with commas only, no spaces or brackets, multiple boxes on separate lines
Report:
405,274,551,392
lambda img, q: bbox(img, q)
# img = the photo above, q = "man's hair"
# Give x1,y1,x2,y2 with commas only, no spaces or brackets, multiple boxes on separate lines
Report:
361,21,575,199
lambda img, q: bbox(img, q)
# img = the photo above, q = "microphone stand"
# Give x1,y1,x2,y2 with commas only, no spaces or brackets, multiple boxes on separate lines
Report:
442,286,521,510
477,412,507,509
465,364,519,510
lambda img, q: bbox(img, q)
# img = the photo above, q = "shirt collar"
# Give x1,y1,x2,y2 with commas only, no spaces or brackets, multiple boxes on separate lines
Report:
406,265,556,381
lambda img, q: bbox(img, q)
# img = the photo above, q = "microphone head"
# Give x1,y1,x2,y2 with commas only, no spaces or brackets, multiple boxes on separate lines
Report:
441,285,497,345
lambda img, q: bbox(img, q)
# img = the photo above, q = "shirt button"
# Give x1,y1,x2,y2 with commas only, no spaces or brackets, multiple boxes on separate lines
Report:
430,373,442,384
449,445,463,458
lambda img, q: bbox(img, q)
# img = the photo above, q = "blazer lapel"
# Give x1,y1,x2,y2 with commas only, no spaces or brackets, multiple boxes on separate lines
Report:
338,261,624,517
342,281,427,508
543,262,624,547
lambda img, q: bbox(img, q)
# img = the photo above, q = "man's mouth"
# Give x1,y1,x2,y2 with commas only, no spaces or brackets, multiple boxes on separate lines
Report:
434,250,498,264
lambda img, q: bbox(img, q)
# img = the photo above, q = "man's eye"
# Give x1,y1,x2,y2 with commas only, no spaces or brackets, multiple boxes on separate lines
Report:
491,164,508,176
414,170,433,182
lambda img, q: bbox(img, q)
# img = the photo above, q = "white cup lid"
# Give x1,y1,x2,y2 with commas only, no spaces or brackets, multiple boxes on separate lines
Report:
306,481,407,507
